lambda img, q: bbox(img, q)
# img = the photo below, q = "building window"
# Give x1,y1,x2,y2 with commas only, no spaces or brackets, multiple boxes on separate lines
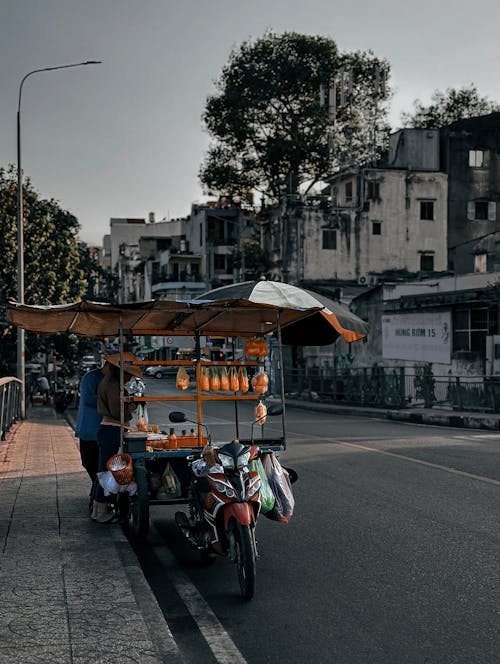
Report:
199,223,203,246
420,200,435,220
420,254,434,271
474,253,487,273
453,306,490,354
345,181,353,203
372,221,382,235
214,254,226,271
469,150,484,167
467,201,496,221
322,229,337,250
366,181,380,201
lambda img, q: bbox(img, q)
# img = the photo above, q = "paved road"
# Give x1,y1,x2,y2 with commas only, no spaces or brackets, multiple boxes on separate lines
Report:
135,378,500,663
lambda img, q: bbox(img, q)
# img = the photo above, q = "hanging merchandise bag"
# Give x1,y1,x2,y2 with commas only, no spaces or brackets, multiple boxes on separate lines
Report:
209,367,221,391
253,368,269,394
176,367,190,391
255,400,267,425
200,367,210,391
136,403,149,432
229,366,240,392
256,337,268,358
249,458,275,513
157,462,182,499
244,337,259,357
238,366,249,392
219,366,230,391
262,452,295,523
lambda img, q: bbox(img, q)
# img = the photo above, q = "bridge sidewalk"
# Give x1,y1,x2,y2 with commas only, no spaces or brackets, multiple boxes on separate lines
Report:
0,406,182,664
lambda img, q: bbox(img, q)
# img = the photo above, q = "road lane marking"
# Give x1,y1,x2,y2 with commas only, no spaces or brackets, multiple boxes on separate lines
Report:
339,441,500,487
149,522,247,664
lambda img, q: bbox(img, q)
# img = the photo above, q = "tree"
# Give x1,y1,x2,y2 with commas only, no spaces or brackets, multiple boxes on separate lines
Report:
232,239,271,280
401,85,500,128
0,166,104,373
200,32,391,201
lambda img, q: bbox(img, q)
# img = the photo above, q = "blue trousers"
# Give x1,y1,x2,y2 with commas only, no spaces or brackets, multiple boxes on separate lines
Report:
92,425,121,502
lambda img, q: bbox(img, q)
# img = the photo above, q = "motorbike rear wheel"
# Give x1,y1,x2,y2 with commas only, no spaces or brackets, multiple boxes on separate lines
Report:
233,521,256,600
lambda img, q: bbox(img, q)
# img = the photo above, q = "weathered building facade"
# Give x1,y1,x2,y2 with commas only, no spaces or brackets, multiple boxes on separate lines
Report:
441,113,500,274
264,129,448,285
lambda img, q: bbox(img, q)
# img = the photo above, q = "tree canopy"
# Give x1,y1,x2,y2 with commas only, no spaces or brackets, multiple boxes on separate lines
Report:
0,166,107,373
401,85,500,128
200,32,390,201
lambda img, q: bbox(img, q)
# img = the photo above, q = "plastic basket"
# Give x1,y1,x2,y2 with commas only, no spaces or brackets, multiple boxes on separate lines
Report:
106,453,134,485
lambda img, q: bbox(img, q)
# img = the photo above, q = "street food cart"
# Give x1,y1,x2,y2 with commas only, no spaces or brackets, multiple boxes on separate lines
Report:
8,293,368,540
7,298,323,534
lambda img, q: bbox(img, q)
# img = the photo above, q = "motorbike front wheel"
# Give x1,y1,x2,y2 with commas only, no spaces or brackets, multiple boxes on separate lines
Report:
232,521,256,600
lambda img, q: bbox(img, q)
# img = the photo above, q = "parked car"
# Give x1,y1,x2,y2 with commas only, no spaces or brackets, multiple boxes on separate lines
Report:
144,365,180,379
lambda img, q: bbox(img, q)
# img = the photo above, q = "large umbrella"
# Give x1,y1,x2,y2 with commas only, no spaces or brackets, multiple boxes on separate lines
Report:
196,280,368,345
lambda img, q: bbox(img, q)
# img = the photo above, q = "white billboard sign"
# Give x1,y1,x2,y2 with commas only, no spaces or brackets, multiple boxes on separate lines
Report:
382,312,451,364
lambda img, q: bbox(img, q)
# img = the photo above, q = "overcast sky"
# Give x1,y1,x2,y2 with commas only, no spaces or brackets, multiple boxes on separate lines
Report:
2,0,499,245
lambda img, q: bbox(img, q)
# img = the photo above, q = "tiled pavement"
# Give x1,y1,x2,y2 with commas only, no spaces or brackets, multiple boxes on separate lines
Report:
0,407,182,664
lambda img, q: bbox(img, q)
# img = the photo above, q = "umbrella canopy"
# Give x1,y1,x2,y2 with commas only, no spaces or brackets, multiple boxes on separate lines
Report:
196,281,369,345
7,298,322,340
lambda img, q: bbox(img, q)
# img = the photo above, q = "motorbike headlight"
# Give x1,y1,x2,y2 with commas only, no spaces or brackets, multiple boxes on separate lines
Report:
237,450,251,469
218,453,235,470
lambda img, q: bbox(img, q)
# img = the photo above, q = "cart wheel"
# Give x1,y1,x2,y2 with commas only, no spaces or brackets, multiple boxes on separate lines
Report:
129,460,149,540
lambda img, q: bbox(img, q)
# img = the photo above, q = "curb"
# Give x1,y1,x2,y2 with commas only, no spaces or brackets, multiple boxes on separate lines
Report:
284,399,500,431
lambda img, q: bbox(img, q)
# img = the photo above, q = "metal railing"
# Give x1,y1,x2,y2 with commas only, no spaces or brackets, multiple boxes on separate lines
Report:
0,377,22,440
283,366,500,412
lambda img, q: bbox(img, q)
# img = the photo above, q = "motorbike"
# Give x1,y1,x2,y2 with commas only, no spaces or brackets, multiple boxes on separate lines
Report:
172,404,283,600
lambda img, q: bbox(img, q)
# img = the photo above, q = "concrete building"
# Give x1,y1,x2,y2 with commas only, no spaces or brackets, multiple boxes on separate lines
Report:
189,202,255,288
264,128,448,285
352,272,500,377
441,113,500,274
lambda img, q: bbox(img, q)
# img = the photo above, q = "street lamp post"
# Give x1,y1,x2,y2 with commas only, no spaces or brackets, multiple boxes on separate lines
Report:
16,60,101,417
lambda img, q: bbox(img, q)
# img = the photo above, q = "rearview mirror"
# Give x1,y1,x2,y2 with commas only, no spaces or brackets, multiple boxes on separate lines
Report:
267,404,283,417
169,411,187,423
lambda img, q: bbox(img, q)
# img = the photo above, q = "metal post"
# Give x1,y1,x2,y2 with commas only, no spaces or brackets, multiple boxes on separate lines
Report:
15,60,101,420
276,311,287,448
16,105,25,418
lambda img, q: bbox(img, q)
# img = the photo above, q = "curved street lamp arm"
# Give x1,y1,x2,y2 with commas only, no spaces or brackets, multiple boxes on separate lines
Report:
17,61,102,113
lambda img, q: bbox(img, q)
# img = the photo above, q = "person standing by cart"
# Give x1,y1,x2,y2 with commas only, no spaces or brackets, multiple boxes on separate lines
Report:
75,362,107,510
92,353,142,523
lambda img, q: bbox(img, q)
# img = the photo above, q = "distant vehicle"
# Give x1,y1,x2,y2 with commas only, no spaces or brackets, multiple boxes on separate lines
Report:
80,355,98,375
144,365,179,379
25,362,43,374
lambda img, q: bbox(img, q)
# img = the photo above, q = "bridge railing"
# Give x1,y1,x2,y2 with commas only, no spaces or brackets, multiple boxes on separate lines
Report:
0,377,22,440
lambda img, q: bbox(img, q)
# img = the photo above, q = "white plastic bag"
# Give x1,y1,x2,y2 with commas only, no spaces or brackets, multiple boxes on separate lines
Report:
97,471,137,497
261,453,294,523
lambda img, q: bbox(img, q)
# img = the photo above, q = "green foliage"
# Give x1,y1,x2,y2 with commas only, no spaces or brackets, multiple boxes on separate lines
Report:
200,32,390,200
0,166,105,373
232,239,270,279
78,243,119,302
401,85,500,128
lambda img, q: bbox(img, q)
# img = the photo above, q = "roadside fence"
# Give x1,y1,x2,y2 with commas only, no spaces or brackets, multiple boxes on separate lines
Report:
283,365,500,412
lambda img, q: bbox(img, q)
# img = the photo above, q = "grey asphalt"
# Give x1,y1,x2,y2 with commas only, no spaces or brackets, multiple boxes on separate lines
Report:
1,400,498,664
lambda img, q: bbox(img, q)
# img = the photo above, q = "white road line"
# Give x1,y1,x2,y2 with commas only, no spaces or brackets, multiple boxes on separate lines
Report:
149,523,247,664
339,441,500,487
